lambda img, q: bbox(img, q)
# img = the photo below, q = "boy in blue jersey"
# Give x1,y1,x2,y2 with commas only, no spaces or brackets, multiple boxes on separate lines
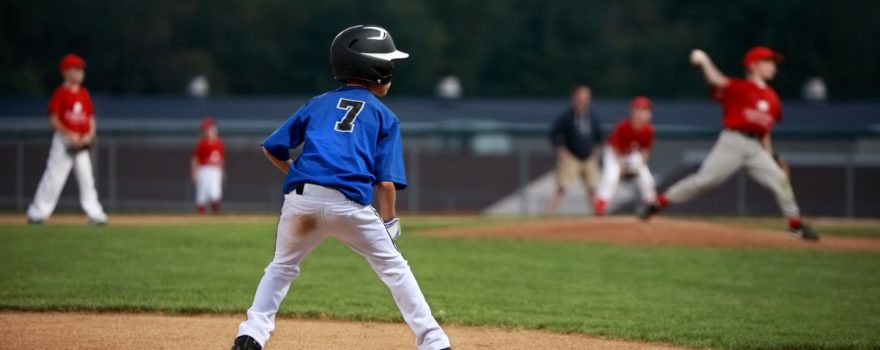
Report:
230,25,452,350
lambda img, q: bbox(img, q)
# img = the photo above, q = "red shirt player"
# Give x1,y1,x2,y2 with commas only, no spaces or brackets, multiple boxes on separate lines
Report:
607,97,655,156
594,96,657,215
191,117,225,214
639,46,818,241
26,54,107,225
49,77,95,140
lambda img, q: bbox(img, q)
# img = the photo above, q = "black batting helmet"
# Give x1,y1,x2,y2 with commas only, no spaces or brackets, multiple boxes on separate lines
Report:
330,25,409,85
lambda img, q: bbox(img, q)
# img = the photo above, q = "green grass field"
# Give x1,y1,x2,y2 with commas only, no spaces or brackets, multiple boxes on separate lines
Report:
1,218,879,349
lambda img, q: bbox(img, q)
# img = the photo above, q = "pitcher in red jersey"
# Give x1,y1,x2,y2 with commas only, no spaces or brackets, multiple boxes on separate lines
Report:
638,47,818,241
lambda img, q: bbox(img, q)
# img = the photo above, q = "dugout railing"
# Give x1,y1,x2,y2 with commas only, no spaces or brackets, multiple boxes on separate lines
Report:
1,120,879,218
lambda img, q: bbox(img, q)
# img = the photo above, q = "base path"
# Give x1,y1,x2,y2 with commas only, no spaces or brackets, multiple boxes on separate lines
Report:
0,312,686,350
425,217,880,252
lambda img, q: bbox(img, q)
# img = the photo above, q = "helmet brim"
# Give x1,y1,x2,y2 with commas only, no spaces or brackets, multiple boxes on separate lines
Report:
361,50,409,61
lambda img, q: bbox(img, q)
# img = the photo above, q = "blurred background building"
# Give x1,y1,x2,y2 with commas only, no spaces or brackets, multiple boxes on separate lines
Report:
1,0,879,217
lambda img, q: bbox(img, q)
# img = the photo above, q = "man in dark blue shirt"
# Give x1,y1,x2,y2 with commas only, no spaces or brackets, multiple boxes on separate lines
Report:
548,85,603,214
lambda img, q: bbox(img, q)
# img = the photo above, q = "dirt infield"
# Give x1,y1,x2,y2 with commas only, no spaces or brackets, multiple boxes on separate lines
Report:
0,312,686,350
425,217,880,252
2,214,878,251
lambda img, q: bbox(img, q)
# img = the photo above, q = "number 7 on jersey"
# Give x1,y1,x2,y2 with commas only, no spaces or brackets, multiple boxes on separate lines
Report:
335,98,365,132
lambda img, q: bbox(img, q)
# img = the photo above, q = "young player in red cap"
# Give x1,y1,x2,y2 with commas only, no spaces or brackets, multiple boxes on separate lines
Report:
594,96,656,216
639,46,819,241
26,54,108,225
191,117,225,214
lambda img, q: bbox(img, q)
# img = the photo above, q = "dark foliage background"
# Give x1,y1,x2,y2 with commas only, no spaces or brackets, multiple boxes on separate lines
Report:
2,0,878,98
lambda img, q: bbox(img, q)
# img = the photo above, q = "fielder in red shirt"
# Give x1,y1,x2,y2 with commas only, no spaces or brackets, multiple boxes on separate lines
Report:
191,117,225,214
26,54,107,225
594,96,657,216
639,46,818,241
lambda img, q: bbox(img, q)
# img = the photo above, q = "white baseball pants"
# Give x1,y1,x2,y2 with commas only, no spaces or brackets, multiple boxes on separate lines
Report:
665,130,800,218
195,165,223,206
237,184,451,350
596,146,657,204
27,132,107,222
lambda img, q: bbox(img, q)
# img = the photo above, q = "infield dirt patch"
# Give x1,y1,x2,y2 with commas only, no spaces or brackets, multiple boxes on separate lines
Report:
425,216,880,252
0,312,687,350
2,214,877,251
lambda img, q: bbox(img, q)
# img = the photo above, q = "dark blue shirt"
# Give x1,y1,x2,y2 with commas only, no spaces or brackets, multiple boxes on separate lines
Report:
549,108,603,159
262,86,407,205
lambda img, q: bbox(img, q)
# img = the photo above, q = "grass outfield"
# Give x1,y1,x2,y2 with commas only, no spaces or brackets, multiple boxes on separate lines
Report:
1,219,879,349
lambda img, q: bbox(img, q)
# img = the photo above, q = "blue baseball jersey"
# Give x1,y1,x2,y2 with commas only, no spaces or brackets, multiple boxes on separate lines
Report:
262,86,407,205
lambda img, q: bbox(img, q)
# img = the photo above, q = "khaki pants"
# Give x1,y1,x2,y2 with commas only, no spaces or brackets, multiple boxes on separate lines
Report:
665,130,800,218
555,151,599,194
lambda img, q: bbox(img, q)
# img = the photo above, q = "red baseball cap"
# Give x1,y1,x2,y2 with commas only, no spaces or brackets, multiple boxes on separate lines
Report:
200,117,216,130
59,54,86,72
743,46,783,67
631,96,652,110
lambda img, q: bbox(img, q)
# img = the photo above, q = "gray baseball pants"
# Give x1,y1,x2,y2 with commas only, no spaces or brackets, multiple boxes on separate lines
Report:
664,130,800,218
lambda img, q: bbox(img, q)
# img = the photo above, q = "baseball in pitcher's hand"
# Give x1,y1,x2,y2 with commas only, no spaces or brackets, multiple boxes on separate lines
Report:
690,49,709,66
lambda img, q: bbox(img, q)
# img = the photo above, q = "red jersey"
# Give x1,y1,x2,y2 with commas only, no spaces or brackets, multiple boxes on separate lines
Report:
715,78,782,136
608,119,653,154
48,85,94,136
194,138,225,166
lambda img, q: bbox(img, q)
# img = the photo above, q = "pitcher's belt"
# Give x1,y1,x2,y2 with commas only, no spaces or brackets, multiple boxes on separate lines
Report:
725,128,763,139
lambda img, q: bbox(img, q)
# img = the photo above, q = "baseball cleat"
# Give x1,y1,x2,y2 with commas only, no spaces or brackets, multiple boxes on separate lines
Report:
88,218,107,226
637,202,661,221
789,223,820,242
593,200,607,217
230,335,262,350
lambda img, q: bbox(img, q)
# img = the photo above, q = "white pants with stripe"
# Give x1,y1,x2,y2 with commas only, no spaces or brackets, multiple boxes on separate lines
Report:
26,132,107,222
237,184,451,350
195,165,223,206
596,146,657,204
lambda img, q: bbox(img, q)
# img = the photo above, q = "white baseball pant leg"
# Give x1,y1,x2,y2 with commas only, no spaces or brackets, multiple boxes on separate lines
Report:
626,151,657,203
238,184,450,350
596,146,657,204
596,146,620,203
195,165,223,206
27,132,106,221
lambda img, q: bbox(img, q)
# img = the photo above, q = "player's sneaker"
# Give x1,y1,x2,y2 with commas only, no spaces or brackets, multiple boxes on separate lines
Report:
593,200,607,217
26,217,44,225
637,202,661,221
230,335,262,350
88,218,107,226
788,223,820,242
